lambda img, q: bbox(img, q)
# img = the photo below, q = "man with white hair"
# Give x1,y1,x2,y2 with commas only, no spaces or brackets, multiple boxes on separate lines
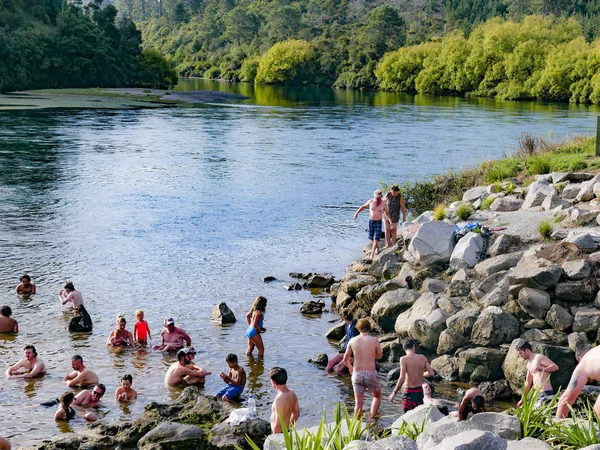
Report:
354,189,391,262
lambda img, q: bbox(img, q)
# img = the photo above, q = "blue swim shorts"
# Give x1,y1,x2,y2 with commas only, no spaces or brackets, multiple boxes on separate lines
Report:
217,383,244,400
246,325,258,339
368,219,383,241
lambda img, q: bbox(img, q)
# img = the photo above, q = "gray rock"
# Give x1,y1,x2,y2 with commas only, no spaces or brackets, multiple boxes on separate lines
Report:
508,258,561,290
573,307,600,333
431,355,460,381
437,328,470,355
430,429,507,450
391,404,444,433
262,276,277,282
521,328,567,345
447,310,480,337
438,297,460,315
487,234,526,257
451,269,469,282
450,232,484,269
459,347,507,382
555,280,597,303
478,380,513,401
336,290,352,308
381,340,403,363
308,353,328,367
567,207,599,226
326,322,347,341
395,292,439,336
356,279,403,311
490,196,523,212
506,437,551,450
522,181,556,209
211,302,237,324
579,445,600,450
372,288,420,332
284,282,303,290
387,366,400,381
517,288,551,319
423,278,448,294
340,272,377,297
370,435,417,450
568,332,590,352
563,231,598,250
524,319,547,329
300,300,325,315
407,221,457,266
478,276,510,307
138,422,207,449
576,173,600,202
463,186,490,203
541,194,568,211
556,172,593,183
408,308,450,351
447,280,471,297
475,251,524,277
306,274,335,288
416,413,520,448
561,183,582,200
562,259,591,280
545,304,573,331
471,306,520,346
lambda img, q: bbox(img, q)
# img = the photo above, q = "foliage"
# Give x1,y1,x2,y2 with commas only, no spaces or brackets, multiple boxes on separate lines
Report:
485,159,521,183
538,219,554,240
527,155,552,174
546,403,600,449
433,204,447,220
504,181,516,194
480,197,495,210
396,410,429,440
511,384,560,439
255,40,317,85
137,48,179,87
455,203,472,221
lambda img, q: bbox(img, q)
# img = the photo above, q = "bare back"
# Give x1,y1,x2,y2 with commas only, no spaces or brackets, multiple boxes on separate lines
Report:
401,353,429,389
271,388,299,434
348,334,381,371
0,317,17,333
579,346,600,382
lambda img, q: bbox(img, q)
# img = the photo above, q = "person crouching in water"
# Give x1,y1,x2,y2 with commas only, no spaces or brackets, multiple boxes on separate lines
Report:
327,308,358,374
216,353,246,402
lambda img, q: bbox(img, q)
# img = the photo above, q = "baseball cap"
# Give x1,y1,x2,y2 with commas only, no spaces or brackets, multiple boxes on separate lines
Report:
391,184,400,191
166,317,175,325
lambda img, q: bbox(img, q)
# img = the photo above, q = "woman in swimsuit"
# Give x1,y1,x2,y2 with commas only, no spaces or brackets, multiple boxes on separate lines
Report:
107,315,136,347
54,392,76,421
245,296,267,356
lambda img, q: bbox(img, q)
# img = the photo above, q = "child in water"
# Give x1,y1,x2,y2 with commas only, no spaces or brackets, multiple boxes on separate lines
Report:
216,354,246,402
115,374,137,402
133,310,152,345
245,296,267,356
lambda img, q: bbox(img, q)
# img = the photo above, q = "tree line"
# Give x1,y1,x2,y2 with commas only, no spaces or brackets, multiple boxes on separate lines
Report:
0,0,177,93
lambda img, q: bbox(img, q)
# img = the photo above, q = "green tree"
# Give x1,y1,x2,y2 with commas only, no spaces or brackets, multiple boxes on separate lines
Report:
255,39,317,84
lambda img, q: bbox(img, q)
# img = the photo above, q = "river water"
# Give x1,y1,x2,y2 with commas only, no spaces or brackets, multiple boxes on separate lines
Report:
0,80,598,446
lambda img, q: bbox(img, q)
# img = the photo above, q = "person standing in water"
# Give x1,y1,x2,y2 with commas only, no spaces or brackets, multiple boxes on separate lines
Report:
16,275,36,295
246,296,267,356
133,310,152,345
58,281,83,309
354,189,391,263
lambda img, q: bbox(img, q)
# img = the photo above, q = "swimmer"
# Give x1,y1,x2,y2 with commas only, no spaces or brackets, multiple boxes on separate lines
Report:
72,384,105,407
0,436,10,450
165,350,207,386
58,281,83,308
55,391,96,422
107,314,136,347
115,374,137,402
153,317,191,352
16,274,36,295
64,355,99,387
133,310,152,345
6,344,46,379
216,353,246,402
246,296,267,356
185,347,212,376
0,306,18,333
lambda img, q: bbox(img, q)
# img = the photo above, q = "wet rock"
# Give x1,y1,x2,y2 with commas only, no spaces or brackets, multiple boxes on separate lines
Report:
475,251,524,277
562,259,591,280
289,272,312,279
487,234,526,257
437,328,469,355
471,306,519,346
430,429,507,450
517,288,551,319
573,307,600,333
356,280,403,311
138,422,207,449
555,280,597,303
458,347,507,382
394,292,439,336
325,322,346,341
210,418,271,450
423,278,448,294
450,232,484,269
308,353,328,367
212,302,237,324
371,288,420,332
478,380,513,402
447,310,480,337
545,304,573,331
300,300,325,315
262,276,277,282
284,282,303,291
406,221,457,266
431,355,460,381
305,274,335,288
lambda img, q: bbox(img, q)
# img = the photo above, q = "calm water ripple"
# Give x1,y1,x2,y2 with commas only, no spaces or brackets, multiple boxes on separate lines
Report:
0,81,599,446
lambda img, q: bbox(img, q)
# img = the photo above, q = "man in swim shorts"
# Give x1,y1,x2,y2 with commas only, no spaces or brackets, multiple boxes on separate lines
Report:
165,350,207,386
516,341,559,408
389,338,434,412
0,306,18,333
6,344,46,379
64,355,99,387
154,317,191,352
354,189,391,262
343,318,383,418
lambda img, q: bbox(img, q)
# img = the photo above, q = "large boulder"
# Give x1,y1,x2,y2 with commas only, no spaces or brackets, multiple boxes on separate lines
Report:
416,413,520,449
356,279,403,311
475,251,524,277
371,288,420,332
521,329,567,345
541,194,568,211
305,274,336,288
473,272,510,307
506,437,551,450
522,181,556,209
408,309,450,351
210,418,271,449
463,186,489,203
458,347,507,382
406,221,457,266
517,288,551,319
138,422,207,449
561,183,582,200
545,304,573,331
471,306,520,346
394,293,438,336
508,258,561,290
326,322,347,341
380,339,403,363
566,206,599,226
431,355,460,381
437,328,470,355
562,259,591,280
391,404,444,433
555,280,597,303
450,232,484,269
573,307,600,333
447,310,480,337
563,231,598,250
487,234,526,257
340,273,377,297
478,380,513,402
430,430,507,450
553,172,593,183
503,338,576,394
576,173,600,202
211,302,237,324
490,196,523,212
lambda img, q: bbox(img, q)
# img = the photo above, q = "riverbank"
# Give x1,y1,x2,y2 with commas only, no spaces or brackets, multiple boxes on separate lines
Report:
0,88,249,110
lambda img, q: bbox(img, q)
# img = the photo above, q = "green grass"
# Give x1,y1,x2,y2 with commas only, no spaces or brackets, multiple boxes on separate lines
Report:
527,155,552,174
538,219,554,240
433,204,446,220
511,384,560,439
503,181,516,194
485,158,521,183
456,203,473,221
480,197,495,210
546,403,600,449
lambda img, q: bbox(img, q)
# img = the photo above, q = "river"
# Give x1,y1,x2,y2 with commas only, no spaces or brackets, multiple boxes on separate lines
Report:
0,80,598,447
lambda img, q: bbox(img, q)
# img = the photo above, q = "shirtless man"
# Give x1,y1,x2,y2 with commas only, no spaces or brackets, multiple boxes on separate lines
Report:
343,318,383,418
0,306,18,333
153,317,191,352
58,281,83,309
389,338,434,411
216,353,246,402
270,367,300,434
16,274,36,295
383,184,407,248
556,345,600,419
72,384,106,406
185,347,212,377
64,355,99,388
6,345,46,379
516,341,559,408
165,350,207,386
457,387,486,421
0,436,10,450
354,189,392,262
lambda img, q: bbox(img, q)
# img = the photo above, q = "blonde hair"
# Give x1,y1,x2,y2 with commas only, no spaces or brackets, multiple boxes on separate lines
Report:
134,310,144,319
251,296,267,312
115,314,126,332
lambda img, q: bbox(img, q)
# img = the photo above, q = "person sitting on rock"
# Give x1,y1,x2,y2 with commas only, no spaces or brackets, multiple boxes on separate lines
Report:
516,341,559,408
556,345,600,419
326,308,358,374
456,387,486,421
216,353,246,402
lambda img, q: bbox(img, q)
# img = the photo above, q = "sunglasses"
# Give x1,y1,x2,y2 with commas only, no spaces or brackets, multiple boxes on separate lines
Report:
92,390,104,396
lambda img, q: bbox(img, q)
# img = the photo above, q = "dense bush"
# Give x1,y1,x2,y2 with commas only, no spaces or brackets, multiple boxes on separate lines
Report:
255,40,317,85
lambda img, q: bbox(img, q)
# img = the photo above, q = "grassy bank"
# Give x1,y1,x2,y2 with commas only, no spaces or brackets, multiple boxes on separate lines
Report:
397,134,600,216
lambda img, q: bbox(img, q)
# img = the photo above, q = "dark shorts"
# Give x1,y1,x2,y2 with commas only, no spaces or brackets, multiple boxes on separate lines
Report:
402,387,424,412
463,403,483,418
368,220,383,241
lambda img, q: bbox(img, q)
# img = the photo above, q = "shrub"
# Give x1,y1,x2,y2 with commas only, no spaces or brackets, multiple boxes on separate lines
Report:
255,40,317,85
517,132,542,157
546,402,600,449
569,159,588,171
504,181,516,194
455,203,472,221
485,159,520,183
480,197,495,210
555,182,565,193
511,384,560,439
240,55,261,82
527,155,552,174
538,219,553,240
136,48,179,88
398,180,437,216
204,66,221,79
433,204,446,220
